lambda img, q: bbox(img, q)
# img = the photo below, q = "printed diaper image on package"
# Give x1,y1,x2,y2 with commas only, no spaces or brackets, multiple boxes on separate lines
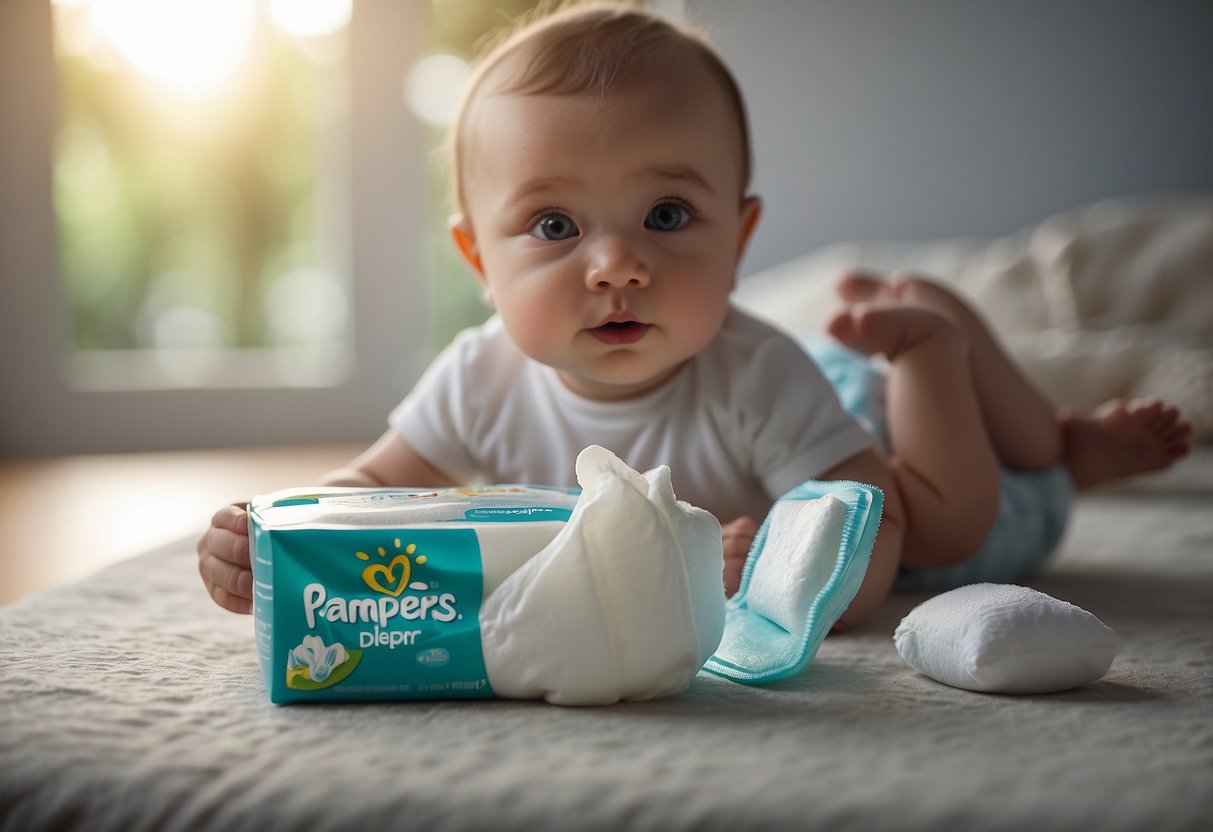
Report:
250,484,578,704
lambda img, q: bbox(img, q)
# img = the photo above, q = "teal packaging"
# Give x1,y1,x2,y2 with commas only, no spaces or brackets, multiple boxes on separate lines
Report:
704,480,883,684
250,486,578,704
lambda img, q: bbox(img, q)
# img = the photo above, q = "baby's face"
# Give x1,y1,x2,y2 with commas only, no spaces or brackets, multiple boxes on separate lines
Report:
455,60,760,400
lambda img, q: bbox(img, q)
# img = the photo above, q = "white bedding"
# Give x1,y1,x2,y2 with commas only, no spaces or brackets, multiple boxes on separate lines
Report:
2,450,1210,831
735,196,1213,441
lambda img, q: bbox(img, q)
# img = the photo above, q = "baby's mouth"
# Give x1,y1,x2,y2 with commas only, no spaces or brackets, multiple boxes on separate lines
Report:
589,318,651,346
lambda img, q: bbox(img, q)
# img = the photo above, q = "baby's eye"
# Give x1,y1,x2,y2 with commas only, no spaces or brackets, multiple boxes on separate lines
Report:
530,213,580,241
644,201,692,232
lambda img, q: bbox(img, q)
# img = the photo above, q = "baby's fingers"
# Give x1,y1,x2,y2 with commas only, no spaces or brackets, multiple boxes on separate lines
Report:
207,583,253,615
210,503,249,536
197,503,253,613
198,543,254,611
203,505,250,563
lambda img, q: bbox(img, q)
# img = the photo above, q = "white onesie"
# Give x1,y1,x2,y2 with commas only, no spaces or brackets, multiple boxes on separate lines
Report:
389,306,874,522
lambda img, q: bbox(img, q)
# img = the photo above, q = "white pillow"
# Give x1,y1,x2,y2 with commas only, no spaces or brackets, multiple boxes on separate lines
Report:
894,583,1118,694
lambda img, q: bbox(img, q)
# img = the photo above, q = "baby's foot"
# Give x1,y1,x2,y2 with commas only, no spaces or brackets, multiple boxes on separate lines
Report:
835,269,898,305
836,269,984,332
1060,399,1192,489
827,302,965,363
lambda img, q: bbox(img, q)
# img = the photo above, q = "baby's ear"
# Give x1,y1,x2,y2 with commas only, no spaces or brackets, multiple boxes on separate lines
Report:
449,217,494,307
449,215,484,276
738,196,763,258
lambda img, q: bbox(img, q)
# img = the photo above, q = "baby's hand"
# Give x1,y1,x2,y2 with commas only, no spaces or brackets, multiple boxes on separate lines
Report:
196,503,253,614
721,516,758,597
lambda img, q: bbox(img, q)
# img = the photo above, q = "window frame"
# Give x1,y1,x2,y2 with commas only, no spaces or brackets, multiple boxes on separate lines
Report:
0,0,437,456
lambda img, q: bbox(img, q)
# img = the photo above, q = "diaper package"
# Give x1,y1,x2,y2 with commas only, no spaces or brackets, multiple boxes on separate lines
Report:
703,480,883,684
251,447,882,705
250,446,726,706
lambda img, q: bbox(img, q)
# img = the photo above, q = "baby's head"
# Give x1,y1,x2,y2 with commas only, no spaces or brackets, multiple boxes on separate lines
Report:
448,2,763,401
448,2,753,219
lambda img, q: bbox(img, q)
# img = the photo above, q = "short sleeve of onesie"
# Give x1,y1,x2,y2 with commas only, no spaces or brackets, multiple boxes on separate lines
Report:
718,314,876,500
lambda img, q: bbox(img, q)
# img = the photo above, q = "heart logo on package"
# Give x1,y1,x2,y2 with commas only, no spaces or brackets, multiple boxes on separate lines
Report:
362,554,411,597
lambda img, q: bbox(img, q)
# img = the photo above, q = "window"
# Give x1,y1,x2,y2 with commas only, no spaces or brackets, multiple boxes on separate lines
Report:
1,0,433,453
52,0,353,389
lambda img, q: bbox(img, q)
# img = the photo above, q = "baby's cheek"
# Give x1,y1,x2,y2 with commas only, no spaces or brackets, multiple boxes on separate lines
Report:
496,300,562,357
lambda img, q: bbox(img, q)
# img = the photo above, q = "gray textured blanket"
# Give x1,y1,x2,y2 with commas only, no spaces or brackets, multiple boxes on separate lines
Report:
2,452,1210,832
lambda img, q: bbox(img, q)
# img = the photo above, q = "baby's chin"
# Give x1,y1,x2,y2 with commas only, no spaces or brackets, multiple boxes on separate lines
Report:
554,360,687,402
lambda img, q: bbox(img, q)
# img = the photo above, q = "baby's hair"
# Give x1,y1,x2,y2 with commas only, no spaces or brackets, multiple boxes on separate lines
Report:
447,0,753,216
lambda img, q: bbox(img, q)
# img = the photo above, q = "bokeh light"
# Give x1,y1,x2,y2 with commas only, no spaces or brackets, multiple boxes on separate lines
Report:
89,0,257,92
268,0,353,39
53,0,352,361
404,54,471,127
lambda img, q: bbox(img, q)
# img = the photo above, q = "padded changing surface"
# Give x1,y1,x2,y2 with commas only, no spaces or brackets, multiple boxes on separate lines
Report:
2,451,1211,832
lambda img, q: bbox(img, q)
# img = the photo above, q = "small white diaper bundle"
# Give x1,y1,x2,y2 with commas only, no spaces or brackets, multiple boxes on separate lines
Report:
250,447,884,705
894,583,1119,694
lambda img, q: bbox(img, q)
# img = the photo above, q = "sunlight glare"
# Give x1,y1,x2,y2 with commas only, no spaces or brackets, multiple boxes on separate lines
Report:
90,0,256,92
405,54,471,127
268,0,353,38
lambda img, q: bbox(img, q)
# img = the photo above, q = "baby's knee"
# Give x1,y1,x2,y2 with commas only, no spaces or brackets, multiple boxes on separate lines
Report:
892,457,999,567
890,273,977,319
886,304,968,363
851,303,969,365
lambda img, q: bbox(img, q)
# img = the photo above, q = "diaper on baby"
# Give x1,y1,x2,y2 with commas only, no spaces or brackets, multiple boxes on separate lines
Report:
250,445,726,705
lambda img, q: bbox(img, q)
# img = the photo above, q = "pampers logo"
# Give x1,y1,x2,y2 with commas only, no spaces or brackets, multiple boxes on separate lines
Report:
287,539,465,692
357,539,426,597
302,538,461,644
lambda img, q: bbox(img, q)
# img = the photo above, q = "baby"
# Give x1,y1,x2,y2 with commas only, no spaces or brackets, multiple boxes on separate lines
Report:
197,2,1190,628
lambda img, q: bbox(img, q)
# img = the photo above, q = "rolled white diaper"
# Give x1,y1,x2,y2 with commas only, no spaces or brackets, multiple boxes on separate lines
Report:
481,446,726,705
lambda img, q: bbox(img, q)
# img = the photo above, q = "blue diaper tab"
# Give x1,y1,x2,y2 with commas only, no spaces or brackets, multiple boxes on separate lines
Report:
704,480,883,684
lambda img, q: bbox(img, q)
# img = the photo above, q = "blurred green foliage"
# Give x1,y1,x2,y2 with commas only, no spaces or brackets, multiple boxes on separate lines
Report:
54,11,328,352
54,0,550,358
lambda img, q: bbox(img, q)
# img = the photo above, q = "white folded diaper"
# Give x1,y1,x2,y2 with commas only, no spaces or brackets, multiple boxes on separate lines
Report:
249,445,725,705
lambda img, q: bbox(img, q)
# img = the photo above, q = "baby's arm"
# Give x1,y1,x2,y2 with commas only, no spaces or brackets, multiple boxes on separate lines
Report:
196,431,459,614
817,447,905,630
320,429,461,489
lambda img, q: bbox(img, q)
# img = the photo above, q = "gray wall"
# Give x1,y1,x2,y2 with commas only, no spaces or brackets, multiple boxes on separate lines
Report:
690,1,1213,275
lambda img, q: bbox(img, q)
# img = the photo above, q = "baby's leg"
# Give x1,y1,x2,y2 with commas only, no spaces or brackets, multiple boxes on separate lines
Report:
838,271,1192,488
828,303,999,568
837,271,1062,471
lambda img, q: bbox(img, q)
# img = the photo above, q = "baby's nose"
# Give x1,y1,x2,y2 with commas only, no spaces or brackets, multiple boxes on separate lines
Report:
585,236,650,291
